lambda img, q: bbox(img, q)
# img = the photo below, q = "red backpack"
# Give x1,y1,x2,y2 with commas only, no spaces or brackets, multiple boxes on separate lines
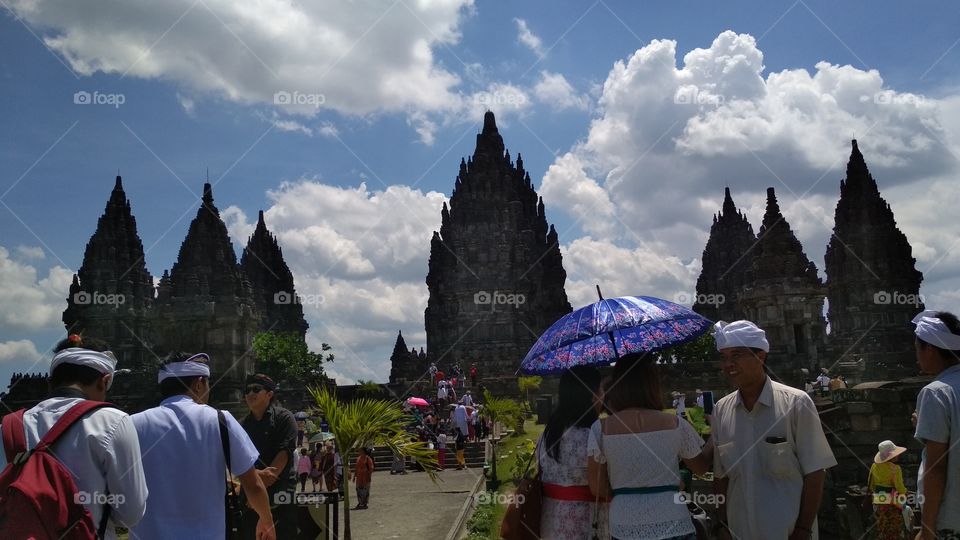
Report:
0,401,114,539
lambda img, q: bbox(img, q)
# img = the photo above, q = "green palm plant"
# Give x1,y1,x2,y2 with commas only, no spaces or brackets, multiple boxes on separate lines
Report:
481,390,523,489
309,386,438,540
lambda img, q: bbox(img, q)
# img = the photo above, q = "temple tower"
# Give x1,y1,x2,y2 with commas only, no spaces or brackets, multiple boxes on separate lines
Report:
739,187,826,375
240,211,308,338
693,187,757,322
62,176,156,369
825,140,924,372
424,112,572,377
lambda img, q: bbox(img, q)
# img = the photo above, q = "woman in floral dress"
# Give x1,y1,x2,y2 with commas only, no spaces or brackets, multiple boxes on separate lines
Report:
538,366,610,539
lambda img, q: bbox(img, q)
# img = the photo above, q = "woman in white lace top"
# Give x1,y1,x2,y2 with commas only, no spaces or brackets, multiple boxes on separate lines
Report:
587,354,711,540
538,366,610,539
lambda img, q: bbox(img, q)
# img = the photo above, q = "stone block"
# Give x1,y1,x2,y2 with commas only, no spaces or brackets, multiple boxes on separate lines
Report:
865,388,901,403
831,389,867,404
881,415,914,431
850,414,882,431
845,401,873,414
832,430,902,447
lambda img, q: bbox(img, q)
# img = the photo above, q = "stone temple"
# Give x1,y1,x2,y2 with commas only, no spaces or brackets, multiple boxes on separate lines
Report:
10,176,307,410
394,112,571,383
694,140,923,382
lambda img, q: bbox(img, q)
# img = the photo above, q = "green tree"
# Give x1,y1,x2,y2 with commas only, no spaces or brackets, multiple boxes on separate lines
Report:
355,380,381,397
310,386,437,540
481,390,523,488
517,375,542,406
252,331,333,385
659,333,715,363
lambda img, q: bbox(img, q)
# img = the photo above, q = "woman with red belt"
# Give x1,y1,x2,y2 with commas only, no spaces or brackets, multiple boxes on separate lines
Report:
538,366,610,539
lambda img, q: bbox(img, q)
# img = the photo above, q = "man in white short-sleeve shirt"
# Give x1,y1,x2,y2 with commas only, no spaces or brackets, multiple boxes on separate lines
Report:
130,353,275,540
912,310,960,537
711,321,837,540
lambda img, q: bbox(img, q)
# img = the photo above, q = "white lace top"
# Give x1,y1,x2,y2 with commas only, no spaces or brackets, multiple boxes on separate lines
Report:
587,418,703,540
538,427,610,539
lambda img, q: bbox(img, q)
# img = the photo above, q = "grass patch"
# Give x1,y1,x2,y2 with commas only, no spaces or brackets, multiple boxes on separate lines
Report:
464,420,545,540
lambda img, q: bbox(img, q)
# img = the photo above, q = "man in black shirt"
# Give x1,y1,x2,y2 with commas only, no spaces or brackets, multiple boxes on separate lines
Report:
240,374,298,540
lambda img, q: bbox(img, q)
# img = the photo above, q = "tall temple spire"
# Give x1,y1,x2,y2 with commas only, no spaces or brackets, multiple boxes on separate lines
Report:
693,187,756,322
63,175,155,367
825,139,923,371
241,210,308,337
423,111,571,378
739,187,825,375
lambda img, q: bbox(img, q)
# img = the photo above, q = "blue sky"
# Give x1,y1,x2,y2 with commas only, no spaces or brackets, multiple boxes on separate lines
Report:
2,0,959,386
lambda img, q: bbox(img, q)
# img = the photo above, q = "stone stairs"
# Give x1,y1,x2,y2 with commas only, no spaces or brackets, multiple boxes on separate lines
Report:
369,441,486,471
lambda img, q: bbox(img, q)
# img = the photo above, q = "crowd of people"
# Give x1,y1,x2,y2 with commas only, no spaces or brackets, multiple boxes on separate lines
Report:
1,308,957,539
533,312,960,540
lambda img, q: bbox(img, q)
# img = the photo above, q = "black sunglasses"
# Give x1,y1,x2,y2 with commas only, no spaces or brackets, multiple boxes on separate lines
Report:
244,385,265,394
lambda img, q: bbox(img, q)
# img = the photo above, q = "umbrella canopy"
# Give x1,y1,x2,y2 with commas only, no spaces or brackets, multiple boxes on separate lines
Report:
406,397,430,407
308,432,335,443
294,411,309,420
520,295,712,375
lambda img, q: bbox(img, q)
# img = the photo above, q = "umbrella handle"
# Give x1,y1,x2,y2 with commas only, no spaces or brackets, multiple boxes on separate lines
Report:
596,285,603,300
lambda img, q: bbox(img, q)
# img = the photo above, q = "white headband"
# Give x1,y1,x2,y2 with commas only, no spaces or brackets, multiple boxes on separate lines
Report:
912,310,960,351
713,320,770,352
50,348,117,388
158,353,211,383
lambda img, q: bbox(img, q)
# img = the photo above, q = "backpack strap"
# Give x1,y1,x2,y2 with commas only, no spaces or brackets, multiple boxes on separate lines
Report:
2,409,27,463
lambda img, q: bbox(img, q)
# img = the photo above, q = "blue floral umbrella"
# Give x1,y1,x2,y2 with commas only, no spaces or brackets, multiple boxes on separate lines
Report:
520,291,713,375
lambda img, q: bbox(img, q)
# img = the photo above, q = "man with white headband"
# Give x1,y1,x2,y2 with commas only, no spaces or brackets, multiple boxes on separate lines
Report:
710,320,836,540
912,310,960,538
130,352,275,540
0,335,147,539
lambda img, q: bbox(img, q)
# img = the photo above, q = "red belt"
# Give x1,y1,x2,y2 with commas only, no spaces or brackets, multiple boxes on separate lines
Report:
542,483,609,502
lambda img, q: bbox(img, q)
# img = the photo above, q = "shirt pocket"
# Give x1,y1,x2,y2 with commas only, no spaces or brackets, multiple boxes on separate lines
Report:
760,441,801,481
717,442,739,476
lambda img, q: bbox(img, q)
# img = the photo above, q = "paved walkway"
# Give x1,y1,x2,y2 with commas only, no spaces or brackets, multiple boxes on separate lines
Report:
335,468,481,539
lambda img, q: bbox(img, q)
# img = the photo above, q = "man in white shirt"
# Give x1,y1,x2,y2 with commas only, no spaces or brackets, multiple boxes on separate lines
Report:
695,389,704,409
0,336,148,540
130,353,275,540
711,321,836,540
912,310,960,538
460,391,474,407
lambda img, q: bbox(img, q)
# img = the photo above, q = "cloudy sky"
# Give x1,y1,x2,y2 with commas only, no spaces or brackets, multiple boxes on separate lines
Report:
1,0,959,386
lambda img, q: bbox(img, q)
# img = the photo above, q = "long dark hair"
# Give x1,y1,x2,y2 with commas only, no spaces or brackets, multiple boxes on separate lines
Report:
544,366,601,461
605,353,663,412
